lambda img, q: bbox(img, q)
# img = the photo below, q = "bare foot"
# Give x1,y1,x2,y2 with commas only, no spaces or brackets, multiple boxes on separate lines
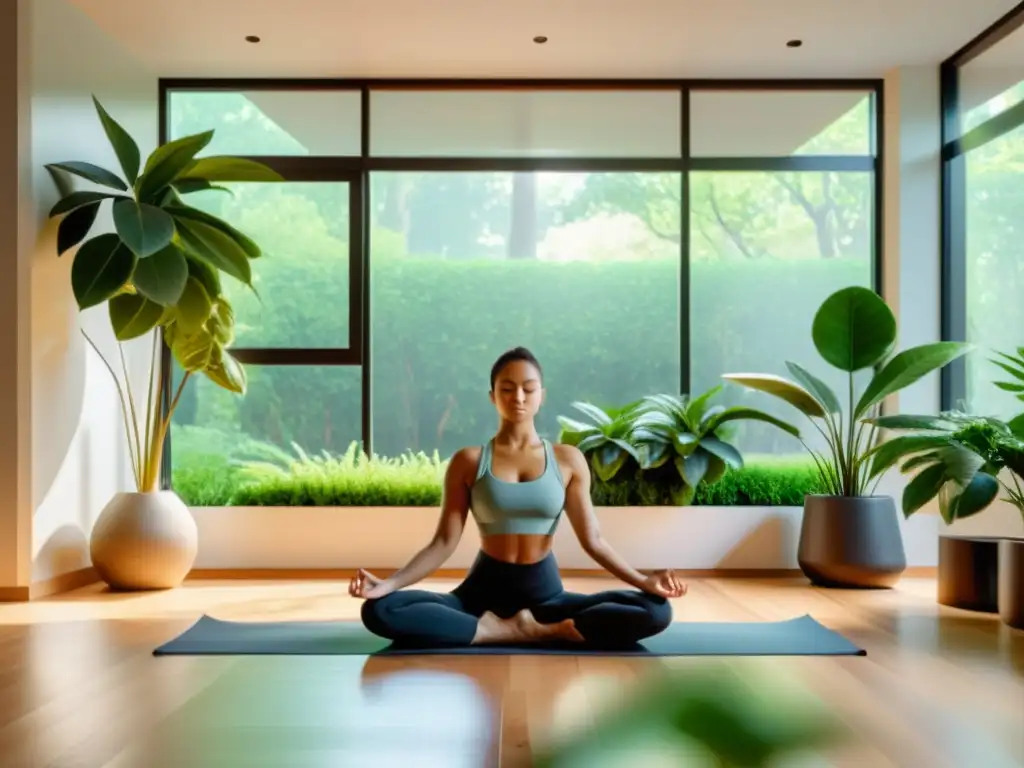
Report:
471,610,585,645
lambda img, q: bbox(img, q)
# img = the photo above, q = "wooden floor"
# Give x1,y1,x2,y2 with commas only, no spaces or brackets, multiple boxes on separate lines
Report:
0,576,1021,768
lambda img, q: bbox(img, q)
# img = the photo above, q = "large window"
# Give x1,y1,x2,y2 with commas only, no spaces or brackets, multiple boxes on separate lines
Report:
163,82,881,503
942,6,1024,417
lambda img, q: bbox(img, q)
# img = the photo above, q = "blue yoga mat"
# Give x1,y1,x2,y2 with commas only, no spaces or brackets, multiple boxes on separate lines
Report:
153,613,865,657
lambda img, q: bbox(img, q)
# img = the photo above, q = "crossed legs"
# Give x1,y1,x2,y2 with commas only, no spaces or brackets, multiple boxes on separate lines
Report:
361,587,672,648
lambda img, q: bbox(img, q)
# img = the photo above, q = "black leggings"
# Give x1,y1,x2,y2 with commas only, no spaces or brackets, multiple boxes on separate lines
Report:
361,550,673,648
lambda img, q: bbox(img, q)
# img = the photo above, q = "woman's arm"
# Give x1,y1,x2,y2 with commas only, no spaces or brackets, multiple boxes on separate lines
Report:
376,448,475,593
559,445,686,597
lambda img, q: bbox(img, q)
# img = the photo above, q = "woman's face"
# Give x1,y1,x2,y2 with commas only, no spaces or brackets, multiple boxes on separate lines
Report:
490,360,544,422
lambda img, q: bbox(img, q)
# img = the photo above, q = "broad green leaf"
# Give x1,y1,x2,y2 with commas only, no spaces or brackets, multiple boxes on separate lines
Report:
703,406,801,438
132,244,188,305
609,437,642,464
721,373,827,418
176,277,213,333
577,434,607,454
785,361,842,414
593,444,627,482
44,161,127,191
936,444,986,486
685,385,721,424
681,451,709,486
49,190,126,218
867,414,959,431
901,463,946,517
644,441,670,468
174,217,252,286
942,472,1001,522
112,199,175,258
171,327,217,372
108,293,164,340
570,401,614,426
866,434,952,478
92,96,140,185
136,130,214,202
704,454,728,484
670,482,696,506
70,234,137,310
672,432,699,457
177,156,285,183
167,204,261,258
185,255,222,298
171,178,234,196
700,436,743,469
57,201,102,255
855,342,973,419
1008,413,1024,438
812,286,896,371
205,352,247,394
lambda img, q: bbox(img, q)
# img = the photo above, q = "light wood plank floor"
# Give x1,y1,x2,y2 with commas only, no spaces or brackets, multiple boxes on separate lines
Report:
0,576,1021,768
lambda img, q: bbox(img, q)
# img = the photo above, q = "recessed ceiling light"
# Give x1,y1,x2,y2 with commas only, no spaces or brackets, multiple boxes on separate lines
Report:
786,39,803,48
533,35,548,44
245,35,261,43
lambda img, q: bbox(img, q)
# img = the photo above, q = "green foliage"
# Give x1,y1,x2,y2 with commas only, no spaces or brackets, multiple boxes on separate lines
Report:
867,360,1024,528
171,432,822,507
533,659,846,768
724,286,973,497
558,387,802,505
44,96,280,492
45,96,281,394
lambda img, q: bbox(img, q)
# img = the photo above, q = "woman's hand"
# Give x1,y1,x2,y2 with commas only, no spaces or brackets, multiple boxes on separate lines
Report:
641,569,688,598
348,568,396,600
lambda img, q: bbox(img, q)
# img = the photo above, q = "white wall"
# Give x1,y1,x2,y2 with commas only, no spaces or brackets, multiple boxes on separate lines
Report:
28,0,158,582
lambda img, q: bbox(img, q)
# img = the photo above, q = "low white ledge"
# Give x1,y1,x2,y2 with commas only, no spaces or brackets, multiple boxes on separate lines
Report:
188,505,941,571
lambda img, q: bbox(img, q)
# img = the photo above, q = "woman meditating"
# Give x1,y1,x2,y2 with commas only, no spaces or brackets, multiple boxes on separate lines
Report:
350,347,685,648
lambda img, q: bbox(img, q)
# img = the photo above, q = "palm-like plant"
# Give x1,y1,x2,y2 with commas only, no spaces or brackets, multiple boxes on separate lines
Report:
722,286,973,497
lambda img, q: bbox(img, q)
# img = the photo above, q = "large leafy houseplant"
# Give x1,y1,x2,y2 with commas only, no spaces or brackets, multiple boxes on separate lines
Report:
865,348,1024,526
722,286,972,497
556,386,797,504
46,96,282,494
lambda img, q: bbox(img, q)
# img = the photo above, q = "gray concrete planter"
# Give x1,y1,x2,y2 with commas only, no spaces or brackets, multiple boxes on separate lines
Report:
797,495,907,588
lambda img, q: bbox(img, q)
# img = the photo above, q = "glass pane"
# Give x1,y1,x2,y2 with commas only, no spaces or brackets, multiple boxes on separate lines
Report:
964,122,1024,418
369,171,682,457
170,364,362,506
689,171,875,456
958,25,1024,134
183,182,351,349
690,91,873,156
370,90,681,157
168,89,361,156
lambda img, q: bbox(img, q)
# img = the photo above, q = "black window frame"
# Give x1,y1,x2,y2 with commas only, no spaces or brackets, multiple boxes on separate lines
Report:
940,2,1024,411
158,77,884,488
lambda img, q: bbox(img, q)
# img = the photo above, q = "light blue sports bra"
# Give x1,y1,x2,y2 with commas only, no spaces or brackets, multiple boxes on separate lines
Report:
470,439,566,536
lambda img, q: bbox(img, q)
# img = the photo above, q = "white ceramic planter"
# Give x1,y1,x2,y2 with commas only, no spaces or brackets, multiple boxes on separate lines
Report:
186,505,940,571
91,491,198,590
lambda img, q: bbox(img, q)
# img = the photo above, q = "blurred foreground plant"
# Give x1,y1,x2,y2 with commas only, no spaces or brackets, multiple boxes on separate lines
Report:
533,660,845,768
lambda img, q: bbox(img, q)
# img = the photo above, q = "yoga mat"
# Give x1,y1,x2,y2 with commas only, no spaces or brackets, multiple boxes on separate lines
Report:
153,613,865,657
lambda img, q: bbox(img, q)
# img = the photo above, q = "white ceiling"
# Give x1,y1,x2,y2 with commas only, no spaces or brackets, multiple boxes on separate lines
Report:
67,0,1021,79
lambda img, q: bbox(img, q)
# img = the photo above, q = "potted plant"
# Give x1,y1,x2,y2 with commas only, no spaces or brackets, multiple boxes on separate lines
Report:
557,385,797,505
866,348,1024,627
722,286,972,589
45,96,281,590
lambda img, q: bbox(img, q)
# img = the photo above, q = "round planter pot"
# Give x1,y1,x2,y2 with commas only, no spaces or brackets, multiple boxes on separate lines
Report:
797,495,907,589
937,535,999,613
998,538,1024,630
90,491,198,591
